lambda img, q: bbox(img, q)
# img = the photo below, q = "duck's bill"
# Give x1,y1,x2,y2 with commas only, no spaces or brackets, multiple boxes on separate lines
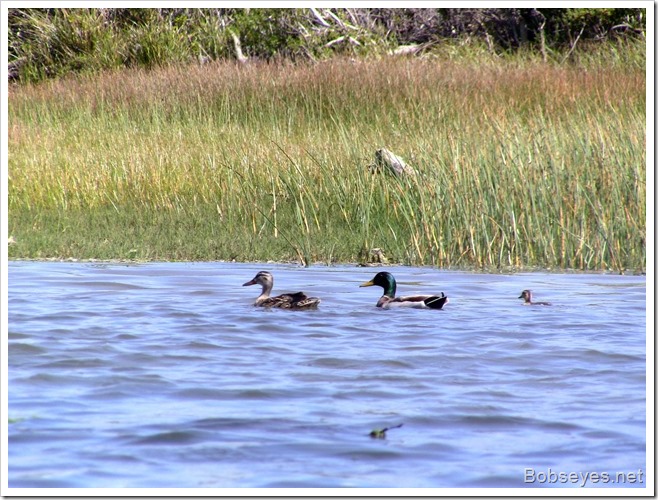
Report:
359,279,375,287
243,279,257,286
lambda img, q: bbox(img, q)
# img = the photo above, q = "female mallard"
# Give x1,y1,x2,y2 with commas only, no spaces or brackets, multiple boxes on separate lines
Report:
518,289,551,306
243,271,320,309
360,271,448,309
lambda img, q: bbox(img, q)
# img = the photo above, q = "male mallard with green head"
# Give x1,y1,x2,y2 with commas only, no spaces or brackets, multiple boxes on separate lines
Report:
518,289,551,306
243,271,320,309
360,271,448,309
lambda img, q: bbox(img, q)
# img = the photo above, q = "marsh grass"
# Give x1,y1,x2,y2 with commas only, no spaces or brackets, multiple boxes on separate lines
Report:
8,49,646,270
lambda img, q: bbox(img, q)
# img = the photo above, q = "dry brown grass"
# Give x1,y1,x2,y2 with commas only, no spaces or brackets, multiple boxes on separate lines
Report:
8,54,646,269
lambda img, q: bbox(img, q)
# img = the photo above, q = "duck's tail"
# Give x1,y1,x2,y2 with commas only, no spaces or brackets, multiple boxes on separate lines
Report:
423,293,448,310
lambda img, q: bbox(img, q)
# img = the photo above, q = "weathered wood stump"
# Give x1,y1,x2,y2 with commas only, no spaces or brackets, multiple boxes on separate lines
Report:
369,148,416,177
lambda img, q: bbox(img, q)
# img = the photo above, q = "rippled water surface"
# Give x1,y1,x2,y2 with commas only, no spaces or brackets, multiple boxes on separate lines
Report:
8,261,647,489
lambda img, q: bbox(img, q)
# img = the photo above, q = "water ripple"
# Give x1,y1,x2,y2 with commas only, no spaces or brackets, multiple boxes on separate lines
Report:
8,261,646,489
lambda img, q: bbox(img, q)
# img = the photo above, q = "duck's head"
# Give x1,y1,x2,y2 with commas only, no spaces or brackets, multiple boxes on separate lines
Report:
243,271,274,289
360,271,396,297
518,289,531,301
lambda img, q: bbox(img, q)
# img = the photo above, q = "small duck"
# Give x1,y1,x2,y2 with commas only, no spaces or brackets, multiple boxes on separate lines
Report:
518,289,551,306
243,271,320,309
360,271,448,309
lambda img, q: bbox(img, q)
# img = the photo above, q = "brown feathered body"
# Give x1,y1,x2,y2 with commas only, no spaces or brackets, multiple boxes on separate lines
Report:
243,271,320,309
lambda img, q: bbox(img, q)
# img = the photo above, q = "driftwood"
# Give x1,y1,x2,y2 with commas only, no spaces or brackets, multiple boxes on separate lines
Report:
324,36,362,48
369,248,388,264
392,44,422,56
231,32,249,64
357,247,389,267
369,148,416,177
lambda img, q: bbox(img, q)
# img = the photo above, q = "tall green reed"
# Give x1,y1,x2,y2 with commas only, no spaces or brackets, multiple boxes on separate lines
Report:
8,53,646,270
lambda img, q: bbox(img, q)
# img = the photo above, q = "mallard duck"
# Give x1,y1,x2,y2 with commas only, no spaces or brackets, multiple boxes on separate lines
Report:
360,271,448,309
518,289,551,306
242,271,320,309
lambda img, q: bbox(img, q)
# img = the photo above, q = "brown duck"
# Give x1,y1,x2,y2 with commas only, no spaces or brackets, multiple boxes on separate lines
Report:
518,289,551,306
243,271,320,309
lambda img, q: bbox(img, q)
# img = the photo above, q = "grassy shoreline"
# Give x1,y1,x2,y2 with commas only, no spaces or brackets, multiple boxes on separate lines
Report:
8,49,646,272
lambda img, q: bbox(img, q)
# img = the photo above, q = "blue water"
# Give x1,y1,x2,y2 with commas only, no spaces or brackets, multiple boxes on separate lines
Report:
7,261,647,490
